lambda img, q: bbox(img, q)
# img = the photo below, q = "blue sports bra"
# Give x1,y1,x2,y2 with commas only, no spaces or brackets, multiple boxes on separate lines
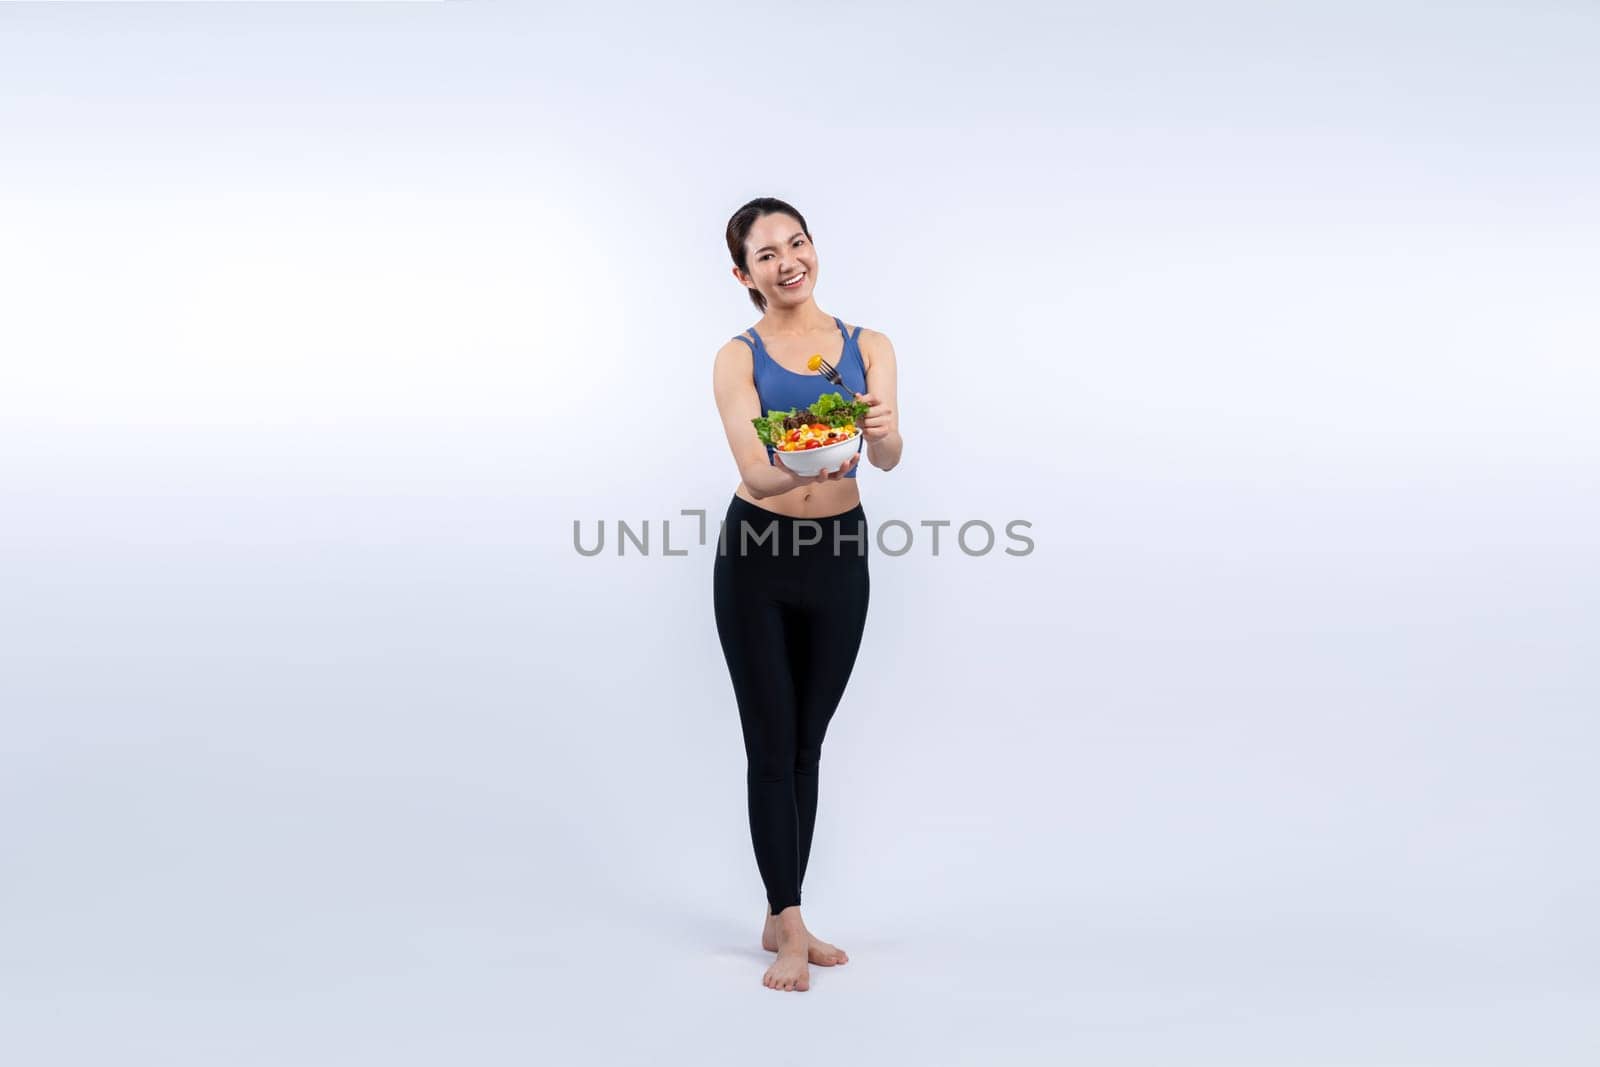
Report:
732,316,869,478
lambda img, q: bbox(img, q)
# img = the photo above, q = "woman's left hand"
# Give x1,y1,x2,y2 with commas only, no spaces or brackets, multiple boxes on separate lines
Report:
853,392,897,442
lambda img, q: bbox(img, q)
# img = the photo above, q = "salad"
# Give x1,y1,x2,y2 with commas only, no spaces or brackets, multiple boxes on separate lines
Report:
752,391,871,453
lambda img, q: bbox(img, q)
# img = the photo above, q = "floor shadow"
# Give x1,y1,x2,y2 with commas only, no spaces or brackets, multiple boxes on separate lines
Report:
677,910,769,961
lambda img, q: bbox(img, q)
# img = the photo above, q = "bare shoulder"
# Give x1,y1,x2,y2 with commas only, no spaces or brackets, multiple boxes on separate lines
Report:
713,335,756,399
857,327,896,374
714,335,755,372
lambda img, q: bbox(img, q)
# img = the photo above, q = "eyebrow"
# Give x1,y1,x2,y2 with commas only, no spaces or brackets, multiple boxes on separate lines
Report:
753,231,806,256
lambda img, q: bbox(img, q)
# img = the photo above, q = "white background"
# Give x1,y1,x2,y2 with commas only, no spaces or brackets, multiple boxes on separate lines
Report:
2,1,1596,1063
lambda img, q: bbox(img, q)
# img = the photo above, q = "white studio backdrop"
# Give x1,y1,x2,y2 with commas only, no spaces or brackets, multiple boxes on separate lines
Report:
1,2,1596,1065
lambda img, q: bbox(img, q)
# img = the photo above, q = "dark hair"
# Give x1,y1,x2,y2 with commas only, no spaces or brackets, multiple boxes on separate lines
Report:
726,197,811,312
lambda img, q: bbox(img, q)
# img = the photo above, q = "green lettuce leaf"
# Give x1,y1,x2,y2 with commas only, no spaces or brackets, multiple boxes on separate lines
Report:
751,392,870,445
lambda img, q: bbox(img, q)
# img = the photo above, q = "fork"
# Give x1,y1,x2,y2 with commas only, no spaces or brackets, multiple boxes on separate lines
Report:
810,354,861,402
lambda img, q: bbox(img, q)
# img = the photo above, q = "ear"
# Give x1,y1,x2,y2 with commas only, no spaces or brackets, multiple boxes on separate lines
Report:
731,265,753,289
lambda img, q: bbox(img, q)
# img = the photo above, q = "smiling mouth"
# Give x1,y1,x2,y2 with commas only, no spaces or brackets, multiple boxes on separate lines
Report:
779,271,806,289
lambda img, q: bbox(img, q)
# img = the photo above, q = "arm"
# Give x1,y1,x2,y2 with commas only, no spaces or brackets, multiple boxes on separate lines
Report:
857,329,903,471
712,339,859,499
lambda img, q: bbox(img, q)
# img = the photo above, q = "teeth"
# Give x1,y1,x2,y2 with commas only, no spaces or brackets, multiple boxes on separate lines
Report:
780,272,805,286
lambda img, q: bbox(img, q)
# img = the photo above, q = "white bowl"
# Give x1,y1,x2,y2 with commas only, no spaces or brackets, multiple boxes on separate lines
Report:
772,432,861,476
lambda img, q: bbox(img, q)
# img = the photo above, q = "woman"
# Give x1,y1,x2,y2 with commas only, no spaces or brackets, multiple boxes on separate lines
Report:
711,197,904,992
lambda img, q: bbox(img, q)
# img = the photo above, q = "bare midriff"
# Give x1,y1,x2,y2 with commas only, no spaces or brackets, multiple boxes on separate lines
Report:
733,475,861,518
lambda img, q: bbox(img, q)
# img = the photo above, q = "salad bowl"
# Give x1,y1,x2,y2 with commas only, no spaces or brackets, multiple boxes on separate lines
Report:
771,432,859,477
751,391,871,478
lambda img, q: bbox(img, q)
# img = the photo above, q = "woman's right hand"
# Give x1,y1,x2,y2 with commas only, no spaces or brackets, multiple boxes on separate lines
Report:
748,451,860,496
801,451,860,483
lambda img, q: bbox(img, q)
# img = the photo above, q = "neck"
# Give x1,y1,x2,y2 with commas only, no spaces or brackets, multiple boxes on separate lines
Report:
758,300,831,336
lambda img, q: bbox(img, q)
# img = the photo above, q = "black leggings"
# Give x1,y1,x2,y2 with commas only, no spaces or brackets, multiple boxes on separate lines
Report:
712,493,871,916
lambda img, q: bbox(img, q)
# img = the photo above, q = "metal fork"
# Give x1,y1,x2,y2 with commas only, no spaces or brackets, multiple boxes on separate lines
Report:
812,354,860,401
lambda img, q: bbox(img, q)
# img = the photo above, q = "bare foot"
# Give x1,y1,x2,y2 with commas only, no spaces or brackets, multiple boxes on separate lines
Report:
762,921,810,992
762,909,850,966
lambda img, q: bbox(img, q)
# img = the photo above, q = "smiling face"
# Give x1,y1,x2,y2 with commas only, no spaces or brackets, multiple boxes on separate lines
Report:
736,212,817,309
